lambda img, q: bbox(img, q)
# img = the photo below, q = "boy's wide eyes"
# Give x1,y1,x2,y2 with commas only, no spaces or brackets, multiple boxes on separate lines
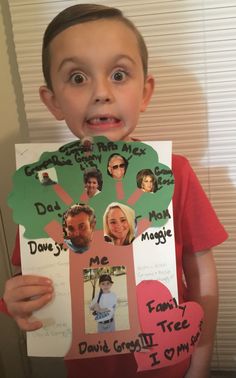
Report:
111,70,127,82
69,69,127,84
70,72,87,84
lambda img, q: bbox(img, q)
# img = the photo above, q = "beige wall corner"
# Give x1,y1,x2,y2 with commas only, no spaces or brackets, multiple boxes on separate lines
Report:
0,0,28,255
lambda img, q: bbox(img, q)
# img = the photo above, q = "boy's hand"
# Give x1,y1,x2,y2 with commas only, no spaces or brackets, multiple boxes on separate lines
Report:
3,275,53,331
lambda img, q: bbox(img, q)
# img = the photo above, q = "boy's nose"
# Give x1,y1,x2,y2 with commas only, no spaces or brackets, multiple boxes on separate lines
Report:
93,78,114,104
95,96,110,103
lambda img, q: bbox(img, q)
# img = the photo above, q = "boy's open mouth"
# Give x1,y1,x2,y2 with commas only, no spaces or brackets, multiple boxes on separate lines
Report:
87,116,120,126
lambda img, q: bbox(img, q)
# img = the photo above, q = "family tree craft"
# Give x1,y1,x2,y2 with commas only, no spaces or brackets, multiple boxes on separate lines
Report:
8,137,203,371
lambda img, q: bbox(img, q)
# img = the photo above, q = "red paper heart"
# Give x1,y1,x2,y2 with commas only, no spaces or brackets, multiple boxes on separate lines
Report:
134,280,204,372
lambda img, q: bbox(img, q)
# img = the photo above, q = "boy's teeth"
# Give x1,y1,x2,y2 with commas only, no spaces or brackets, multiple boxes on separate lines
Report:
88,117,117,124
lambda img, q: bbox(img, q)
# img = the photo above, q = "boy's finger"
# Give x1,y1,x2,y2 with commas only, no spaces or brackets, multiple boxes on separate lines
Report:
16,317,43,332
7,275,52,289
11,284,53,302
15,292,53,316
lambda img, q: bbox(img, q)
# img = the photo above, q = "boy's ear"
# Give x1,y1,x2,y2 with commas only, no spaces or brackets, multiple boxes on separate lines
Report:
141,75,155,112
39,85,64,120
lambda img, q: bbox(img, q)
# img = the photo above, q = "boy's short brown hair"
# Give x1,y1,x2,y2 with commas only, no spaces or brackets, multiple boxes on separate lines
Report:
99,274,113,284
42,3,148,90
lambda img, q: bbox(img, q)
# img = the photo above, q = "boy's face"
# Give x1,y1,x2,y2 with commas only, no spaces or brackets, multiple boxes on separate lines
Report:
99,280,112,293
40,19,154,141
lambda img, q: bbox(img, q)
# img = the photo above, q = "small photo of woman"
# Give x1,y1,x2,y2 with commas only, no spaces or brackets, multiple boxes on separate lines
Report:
103,202,136,246
136,169,157,193
83,168,103,198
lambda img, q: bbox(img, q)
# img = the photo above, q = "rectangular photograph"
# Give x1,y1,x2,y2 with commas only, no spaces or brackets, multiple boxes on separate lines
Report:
83,266,130,334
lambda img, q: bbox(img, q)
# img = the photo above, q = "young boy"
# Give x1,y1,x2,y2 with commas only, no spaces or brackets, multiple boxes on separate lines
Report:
1,4,227,378
90,274,117,333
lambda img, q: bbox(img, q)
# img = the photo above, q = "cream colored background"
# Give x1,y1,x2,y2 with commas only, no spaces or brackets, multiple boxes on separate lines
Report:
0,2,65,377
0,2,29,377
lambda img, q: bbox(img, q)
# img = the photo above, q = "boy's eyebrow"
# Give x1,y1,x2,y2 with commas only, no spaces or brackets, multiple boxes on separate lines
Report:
111,54,137,66
57,54,137,72
57,57,82,72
